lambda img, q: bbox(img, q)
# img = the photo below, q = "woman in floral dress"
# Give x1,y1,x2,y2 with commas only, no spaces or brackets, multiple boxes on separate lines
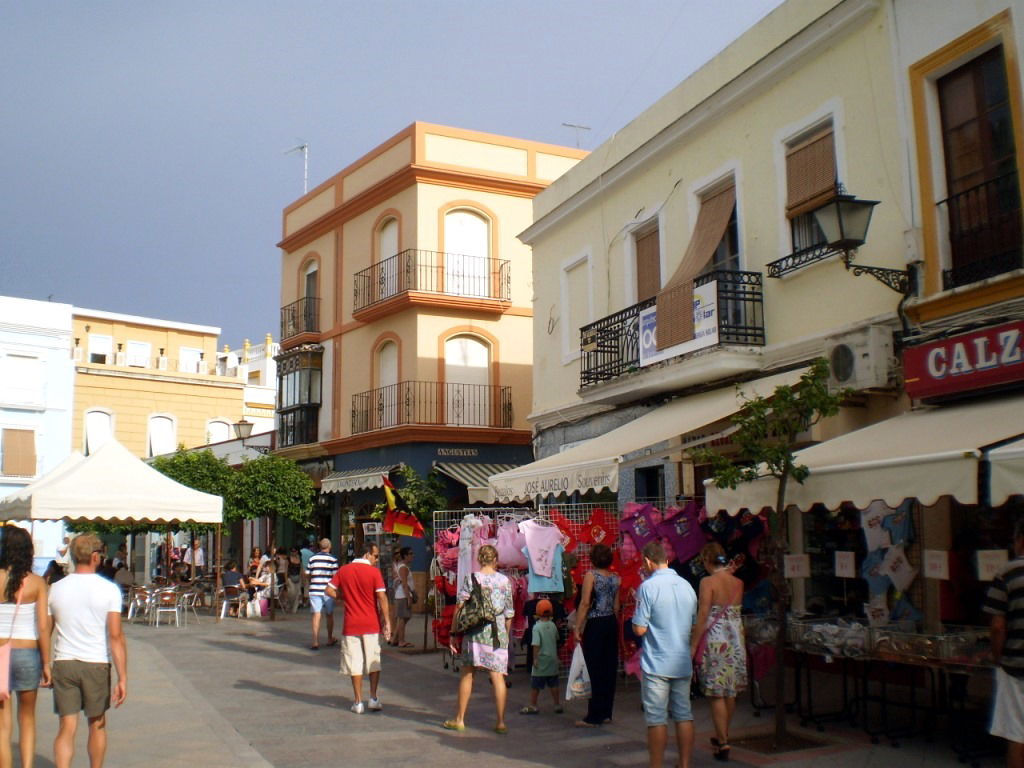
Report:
691,542,747,761
444,544,515,734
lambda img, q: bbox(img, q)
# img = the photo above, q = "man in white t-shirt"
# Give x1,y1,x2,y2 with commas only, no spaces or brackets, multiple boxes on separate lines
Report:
48,533,127,768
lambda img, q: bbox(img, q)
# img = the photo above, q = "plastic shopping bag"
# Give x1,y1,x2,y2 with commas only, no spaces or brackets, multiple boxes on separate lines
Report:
565,644,591,701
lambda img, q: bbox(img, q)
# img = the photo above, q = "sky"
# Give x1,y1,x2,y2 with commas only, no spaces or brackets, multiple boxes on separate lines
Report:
1,0,783,346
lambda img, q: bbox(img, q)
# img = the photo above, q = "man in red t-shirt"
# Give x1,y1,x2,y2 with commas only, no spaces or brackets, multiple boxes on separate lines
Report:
326,543,391,714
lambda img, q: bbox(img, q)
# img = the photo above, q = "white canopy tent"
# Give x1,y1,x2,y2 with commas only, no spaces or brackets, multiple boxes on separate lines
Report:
991,435,1024,507
0,440,223,525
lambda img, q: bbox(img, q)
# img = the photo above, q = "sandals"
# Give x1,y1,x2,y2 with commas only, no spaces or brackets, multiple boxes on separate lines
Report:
711,738,731,762
554,705,564,714
494,725,508,735
326,638,339,647
574,720,598,728
442,720,465,731
519,706,539,715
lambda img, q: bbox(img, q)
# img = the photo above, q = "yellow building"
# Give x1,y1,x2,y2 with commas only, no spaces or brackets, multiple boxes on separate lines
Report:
72,308,245,458
276,122,584,545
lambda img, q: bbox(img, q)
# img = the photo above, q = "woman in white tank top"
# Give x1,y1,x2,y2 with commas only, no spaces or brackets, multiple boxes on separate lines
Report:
392,548,413,648
0,526,50,768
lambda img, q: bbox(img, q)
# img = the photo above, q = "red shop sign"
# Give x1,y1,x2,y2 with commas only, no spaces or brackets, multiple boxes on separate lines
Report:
903,320,1024,399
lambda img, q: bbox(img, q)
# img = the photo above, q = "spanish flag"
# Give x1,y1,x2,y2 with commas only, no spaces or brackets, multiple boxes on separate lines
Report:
382,475,424,538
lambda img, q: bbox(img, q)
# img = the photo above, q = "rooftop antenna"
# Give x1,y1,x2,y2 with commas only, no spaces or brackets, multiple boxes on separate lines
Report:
284,142,309,194
561,122,591,149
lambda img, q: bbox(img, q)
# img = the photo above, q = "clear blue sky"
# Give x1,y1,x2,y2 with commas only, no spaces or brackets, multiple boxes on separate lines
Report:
1,1,783,345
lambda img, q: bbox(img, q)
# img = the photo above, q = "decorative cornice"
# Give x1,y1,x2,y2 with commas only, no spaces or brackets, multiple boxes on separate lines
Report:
74,366,244,389
322,426,531,454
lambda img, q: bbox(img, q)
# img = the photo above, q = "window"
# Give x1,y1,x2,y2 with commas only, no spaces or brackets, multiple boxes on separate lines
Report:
707,208,740,273
561,254,591,362
1,428,36,477
444,335,490,427
148,415,176,457
276,345,322,447
88,334,112,365
207,420,231,444
634,226,661,302
786,124,835,251
304,262,318,301
937,45,1020,287
179,347,202,374
84,410,112,455
126,340,151,368
376,342,398,428
444,209,489,297
0,354,43,406
378,218,399,262
657,182,735,349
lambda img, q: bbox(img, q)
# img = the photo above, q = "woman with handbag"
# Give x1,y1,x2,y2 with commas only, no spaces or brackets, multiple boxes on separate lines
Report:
572,543,620,727
691,542,747,762
443,544,514,734
0,526,51,768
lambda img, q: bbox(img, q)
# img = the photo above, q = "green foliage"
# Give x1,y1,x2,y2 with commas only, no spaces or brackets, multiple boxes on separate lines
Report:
371,465,447,535
228,455,315,526
150,449,238,534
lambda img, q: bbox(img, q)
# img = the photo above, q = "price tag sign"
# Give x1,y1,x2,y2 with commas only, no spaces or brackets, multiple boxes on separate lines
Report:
978,549,1009,582
834,551,856,578
923,550,949,580
362,522,382,536
783,554,810,579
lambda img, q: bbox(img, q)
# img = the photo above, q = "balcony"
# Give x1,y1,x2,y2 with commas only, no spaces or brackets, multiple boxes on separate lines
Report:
351,381,512,434
580,269,765,389
938,171,1022,290
352,249,510,315
280,297,320,341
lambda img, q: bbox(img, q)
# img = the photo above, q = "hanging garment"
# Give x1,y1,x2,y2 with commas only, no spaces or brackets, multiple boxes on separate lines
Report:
656,503,706,565
520,519,563,578
457,514,484,596
522,543,565,594
495,519,529,569
581,508,614,547
619,503,659,551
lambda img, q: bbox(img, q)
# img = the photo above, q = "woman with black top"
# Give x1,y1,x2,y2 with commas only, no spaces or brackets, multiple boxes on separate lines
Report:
572,543,621,727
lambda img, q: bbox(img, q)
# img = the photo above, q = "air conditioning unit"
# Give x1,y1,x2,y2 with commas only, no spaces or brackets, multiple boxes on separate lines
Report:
825,325,894,392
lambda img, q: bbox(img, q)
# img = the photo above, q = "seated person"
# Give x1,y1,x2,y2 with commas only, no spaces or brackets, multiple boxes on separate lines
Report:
222,560,245,589
114,564,133,588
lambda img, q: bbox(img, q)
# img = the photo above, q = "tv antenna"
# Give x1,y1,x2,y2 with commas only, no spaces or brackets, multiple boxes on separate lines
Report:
284,142,309,194
561,122,591,149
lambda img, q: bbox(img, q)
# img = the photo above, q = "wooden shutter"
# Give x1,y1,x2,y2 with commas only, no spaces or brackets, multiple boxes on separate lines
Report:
655,184,735,350
785,126,836,218
635,229,661,302
1,429,36,477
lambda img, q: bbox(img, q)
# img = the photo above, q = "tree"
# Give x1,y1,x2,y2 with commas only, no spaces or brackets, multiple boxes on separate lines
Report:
228,455,316,619
693,358,848,747
150,449,239,534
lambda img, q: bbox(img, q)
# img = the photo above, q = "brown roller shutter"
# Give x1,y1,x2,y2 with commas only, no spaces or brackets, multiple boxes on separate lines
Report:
1,429,36,477
785,126,836,218
635,228,661,302
655,184,735,350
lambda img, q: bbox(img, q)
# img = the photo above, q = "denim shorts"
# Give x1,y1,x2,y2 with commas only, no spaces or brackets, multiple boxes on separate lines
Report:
10,648,42,692
530,674,559,690
641,673,693,726
309,594,334,614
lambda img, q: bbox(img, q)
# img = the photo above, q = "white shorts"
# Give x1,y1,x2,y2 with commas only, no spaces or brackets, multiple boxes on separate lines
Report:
339,634,381,677
992,667,1024,743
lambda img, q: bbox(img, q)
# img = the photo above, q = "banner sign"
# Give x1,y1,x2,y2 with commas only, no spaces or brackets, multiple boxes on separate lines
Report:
488,460,619,503
639,281,719,367
903,319,1024,399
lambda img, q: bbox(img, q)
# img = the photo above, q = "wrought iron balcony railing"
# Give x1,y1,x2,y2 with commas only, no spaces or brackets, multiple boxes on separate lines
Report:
280,297,320,340
351,381,513,434
353,249,511,312
580,269,764,388
938,171,1022,290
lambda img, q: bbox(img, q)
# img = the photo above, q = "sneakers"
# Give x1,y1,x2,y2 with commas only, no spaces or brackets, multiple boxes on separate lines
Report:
351,701,365,714
368,698,382,711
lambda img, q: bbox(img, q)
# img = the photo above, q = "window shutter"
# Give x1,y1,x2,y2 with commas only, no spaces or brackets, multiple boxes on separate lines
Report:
655,184,735,350
1,429,36,477
785,126,836,218
635,229,661,302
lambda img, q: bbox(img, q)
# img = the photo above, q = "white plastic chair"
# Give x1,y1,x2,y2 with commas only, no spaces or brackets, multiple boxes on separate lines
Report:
217,586,244,619
150,588,181,627
180,589,203,626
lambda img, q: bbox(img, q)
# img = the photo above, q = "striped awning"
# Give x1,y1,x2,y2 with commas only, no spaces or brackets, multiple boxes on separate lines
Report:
321,465,400,494
434,462,518,504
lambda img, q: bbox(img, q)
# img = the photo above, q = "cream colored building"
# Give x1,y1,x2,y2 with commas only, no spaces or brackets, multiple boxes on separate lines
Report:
72,308,246,458
275,122,584,547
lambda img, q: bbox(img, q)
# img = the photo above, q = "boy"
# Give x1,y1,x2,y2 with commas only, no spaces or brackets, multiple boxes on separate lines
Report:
520,599,563,715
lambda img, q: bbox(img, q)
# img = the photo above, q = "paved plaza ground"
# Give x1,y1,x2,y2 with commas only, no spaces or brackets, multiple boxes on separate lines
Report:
20,610,1003,768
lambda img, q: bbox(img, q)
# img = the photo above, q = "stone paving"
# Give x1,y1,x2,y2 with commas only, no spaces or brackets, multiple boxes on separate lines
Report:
21,610,1002,768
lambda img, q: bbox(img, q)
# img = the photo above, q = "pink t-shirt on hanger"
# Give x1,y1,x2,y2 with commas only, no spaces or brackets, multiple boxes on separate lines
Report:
519,519,562,578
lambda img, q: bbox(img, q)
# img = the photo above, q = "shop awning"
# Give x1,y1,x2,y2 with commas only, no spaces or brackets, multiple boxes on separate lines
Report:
705,393,1024,514
321,465,401,494
434,462,518,505
487,368,806,502
991,436,1024,507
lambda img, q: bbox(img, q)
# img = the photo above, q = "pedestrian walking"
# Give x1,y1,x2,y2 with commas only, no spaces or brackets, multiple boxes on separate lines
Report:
0,526,51,768
326,543,390,714
48,533,127,768
519,599,563,716
307,539,339,650
985,517,1024,768
632,540,697,768
391,547,415,648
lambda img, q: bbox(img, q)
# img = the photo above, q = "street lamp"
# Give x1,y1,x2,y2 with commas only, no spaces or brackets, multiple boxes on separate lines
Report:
812,188,914,295
232,418,270,454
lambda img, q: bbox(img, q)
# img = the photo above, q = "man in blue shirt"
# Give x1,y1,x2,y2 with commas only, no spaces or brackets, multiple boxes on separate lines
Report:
633,540,698,768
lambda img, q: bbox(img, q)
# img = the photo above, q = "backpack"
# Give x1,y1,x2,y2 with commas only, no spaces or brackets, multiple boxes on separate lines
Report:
452,574,500,648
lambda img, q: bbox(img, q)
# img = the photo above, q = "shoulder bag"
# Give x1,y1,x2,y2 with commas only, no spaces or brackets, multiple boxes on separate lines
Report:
0,586,23,701
452,574,499,648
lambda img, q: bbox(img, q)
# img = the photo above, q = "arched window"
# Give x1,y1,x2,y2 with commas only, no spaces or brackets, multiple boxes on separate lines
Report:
378,218,398,263
148,415,177,458
444,210,489,297
207,420,231,444
376,341,399,428
84,410,113,455
303,260,318,300
444,335,490,426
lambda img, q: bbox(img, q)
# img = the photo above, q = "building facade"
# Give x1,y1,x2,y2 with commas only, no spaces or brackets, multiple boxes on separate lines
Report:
275,122,584,550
